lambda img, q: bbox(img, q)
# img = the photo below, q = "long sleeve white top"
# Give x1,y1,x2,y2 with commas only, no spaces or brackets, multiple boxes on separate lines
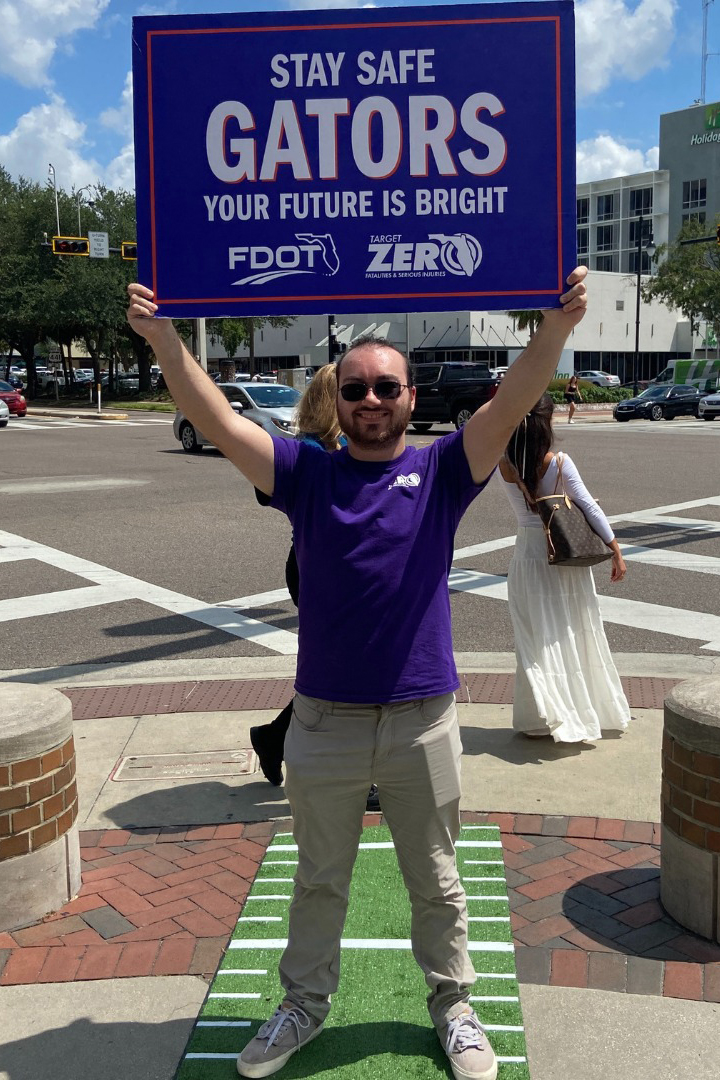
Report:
499,452,615,545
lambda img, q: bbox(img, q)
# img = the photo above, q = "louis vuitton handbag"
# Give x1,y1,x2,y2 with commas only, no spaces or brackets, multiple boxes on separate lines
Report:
534,454,613,567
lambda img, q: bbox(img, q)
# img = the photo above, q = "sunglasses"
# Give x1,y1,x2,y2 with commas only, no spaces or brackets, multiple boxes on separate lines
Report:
339,380,410,402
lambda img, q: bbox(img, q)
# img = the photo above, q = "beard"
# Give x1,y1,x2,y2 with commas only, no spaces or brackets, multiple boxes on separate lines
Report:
340,397,414,448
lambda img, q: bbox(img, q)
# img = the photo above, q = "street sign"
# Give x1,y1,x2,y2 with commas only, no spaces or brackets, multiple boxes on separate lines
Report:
88,231,110,259
131,0,576,318
48,349,61,365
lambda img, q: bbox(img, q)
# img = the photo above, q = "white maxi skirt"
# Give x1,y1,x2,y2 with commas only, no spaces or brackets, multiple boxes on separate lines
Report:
507,526,631,743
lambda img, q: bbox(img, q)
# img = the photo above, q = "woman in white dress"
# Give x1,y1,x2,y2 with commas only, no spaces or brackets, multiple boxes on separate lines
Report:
498,393,631,743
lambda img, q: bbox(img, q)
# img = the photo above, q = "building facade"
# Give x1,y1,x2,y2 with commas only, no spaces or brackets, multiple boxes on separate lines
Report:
575,171,669,275
659,101,720,242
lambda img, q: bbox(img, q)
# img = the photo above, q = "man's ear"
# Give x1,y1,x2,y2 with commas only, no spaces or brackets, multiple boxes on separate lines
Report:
410,386,416,414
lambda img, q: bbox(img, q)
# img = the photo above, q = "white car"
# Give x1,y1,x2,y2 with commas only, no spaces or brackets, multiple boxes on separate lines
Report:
698,391,720,420
576,370,620,388
173,381,301,452
0,399,9,427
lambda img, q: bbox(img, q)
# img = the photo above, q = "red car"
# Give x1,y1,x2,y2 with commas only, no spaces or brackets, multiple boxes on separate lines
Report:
0,379,27,416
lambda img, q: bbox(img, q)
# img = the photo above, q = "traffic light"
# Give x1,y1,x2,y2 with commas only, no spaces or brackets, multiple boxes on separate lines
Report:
121,242,138,260
52,236,89,256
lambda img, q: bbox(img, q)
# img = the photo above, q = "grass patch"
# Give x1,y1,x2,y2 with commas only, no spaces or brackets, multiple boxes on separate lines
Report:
176,824,529,1080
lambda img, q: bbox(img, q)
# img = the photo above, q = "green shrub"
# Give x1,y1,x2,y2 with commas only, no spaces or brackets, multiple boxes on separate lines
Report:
547,380,632,405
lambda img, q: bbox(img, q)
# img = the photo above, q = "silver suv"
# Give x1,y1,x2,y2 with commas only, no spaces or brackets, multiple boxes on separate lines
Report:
173,382,301,452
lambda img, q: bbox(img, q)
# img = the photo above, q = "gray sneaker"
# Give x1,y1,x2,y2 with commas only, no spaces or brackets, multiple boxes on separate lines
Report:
236,1001,324,1078
441,1007,497,1080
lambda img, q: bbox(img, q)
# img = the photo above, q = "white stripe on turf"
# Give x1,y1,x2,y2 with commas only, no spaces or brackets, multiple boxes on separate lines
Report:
197,1022,251,1027
264,860,298,866
270,840,502,851
462,825,500,830
468,917,511,922
463,877,506,883
254,878,294,883
463,860,504,865
208,993,261,999
456,841,503,848
484,1025,525,1032
497,1058,528,1064
228,938,514,951
237,916,283,922
246,895,292,901
466,895,509,901
186,1054,238,1060
474,973,516,979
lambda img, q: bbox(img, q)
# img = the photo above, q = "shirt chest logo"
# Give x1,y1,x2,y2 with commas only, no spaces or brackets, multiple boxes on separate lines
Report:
389,472,421,491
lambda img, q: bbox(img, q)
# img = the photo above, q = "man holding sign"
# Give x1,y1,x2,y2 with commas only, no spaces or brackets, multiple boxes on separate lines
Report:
127,266,586,1080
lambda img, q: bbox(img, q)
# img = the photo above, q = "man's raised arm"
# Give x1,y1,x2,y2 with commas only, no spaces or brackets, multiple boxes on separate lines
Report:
462,266,588,484
127,284,275,494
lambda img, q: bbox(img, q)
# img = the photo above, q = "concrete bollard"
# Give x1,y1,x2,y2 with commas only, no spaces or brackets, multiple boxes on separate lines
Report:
661,677,720,942
0,684,81,932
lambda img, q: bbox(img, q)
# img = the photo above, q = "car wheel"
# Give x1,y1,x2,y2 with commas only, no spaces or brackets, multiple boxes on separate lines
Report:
702,414,716,421
453,405,475,429
650,404,664,421
0,419,7,428
179,421,203,453
412,423,433,433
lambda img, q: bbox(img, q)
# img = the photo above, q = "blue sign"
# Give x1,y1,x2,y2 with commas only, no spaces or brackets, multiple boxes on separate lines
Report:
132,1,576,317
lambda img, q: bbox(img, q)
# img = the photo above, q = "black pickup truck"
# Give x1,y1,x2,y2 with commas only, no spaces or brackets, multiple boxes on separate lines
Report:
410,362,501,432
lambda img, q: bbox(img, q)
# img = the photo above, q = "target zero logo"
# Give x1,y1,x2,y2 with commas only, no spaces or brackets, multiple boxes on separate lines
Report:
365,233,482,280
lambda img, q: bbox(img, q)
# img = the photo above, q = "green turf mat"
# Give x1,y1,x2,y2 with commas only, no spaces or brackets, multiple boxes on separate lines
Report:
175,825,529,1080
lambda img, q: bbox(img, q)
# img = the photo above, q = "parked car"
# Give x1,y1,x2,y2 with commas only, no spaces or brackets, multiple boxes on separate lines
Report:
576,369,621,387
173,382,301,452
613,385,707,422
698,390,720,420
3,372,25,391
0,379,27,416
0,399,9,427
410,362,500,431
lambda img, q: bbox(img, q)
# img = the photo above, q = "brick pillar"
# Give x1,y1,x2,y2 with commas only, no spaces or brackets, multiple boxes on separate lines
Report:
0,685,81,932
661,677,720,942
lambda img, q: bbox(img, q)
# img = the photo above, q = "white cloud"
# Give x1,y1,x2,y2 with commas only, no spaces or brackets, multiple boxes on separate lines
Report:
0,0,110,88
0,83,135,192
100,70,133,137
576,0,677,97
577,134,659,182
0,95,103,188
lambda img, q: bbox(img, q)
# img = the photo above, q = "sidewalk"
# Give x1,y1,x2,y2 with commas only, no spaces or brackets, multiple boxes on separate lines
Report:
1,654,719,1080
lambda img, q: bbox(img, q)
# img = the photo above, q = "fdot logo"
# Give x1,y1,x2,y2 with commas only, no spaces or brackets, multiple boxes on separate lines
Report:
230,233,339,286
366,233,482,278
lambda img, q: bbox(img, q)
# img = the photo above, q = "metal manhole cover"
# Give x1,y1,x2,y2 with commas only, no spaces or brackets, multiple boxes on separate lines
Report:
112,749,258,781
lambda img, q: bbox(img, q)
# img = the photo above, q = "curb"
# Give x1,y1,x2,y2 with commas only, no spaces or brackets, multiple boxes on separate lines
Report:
26,408,130,421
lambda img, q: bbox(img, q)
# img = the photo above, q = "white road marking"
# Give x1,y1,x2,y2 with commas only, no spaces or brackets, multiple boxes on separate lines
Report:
0,478,148,495
0,529,299,654
228,938,514,952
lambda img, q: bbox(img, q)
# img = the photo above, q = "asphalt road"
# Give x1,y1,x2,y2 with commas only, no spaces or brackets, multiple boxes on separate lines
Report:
1,410,719,670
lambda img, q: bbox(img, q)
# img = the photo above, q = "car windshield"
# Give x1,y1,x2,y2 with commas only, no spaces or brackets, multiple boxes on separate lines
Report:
0,380,16,392
242,384,301,408
637,387,670,400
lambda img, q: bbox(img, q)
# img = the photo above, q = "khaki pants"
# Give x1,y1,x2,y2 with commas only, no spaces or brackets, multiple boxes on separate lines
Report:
279,692,476,1029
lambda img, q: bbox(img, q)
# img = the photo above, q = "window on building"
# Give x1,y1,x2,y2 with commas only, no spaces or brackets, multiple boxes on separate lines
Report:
596,193,615,221
682,211,707,226
682,179,707,210
596,224,615,251
629,218,653,246
595,253,618,272
577,227,589,255
629,188,653,216
628,250,652,274
616,300,625,311
577,197,589,224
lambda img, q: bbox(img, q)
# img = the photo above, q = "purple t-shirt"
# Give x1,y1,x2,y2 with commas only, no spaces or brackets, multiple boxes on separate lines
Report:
264,429,490,703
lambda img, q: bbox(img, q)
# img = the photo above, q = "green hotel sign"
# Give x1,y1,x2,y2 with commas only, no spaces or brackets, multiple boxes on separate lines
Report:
705,102,720,129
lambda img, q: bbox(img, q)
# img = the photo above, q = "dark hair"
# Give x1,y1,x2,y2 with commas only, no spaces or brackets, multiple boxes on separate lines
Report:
504,393,555,509
335,335,414,387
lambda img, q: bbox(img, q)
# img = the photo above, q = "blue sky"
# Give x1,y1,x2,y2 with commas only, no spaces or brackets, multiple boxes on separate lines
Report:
0,0,713,193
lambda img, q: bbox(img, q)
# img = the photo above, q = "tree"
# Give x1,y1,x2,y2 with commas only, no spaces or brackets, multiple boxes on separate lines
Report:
506,310,544,338
208,316,294,376
642,218,720,349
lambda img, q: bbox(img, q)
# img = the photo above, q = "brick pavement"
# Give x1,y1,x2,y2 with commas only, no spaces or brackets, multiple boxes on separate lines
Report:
1,812,719,1001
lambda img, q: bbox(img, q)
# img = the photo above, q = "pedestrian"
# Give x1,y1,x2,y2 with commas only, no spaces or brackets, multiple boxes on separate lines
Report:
250,366,382,809
498,393,631,742
126,266,587,1080
564,372,582,422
